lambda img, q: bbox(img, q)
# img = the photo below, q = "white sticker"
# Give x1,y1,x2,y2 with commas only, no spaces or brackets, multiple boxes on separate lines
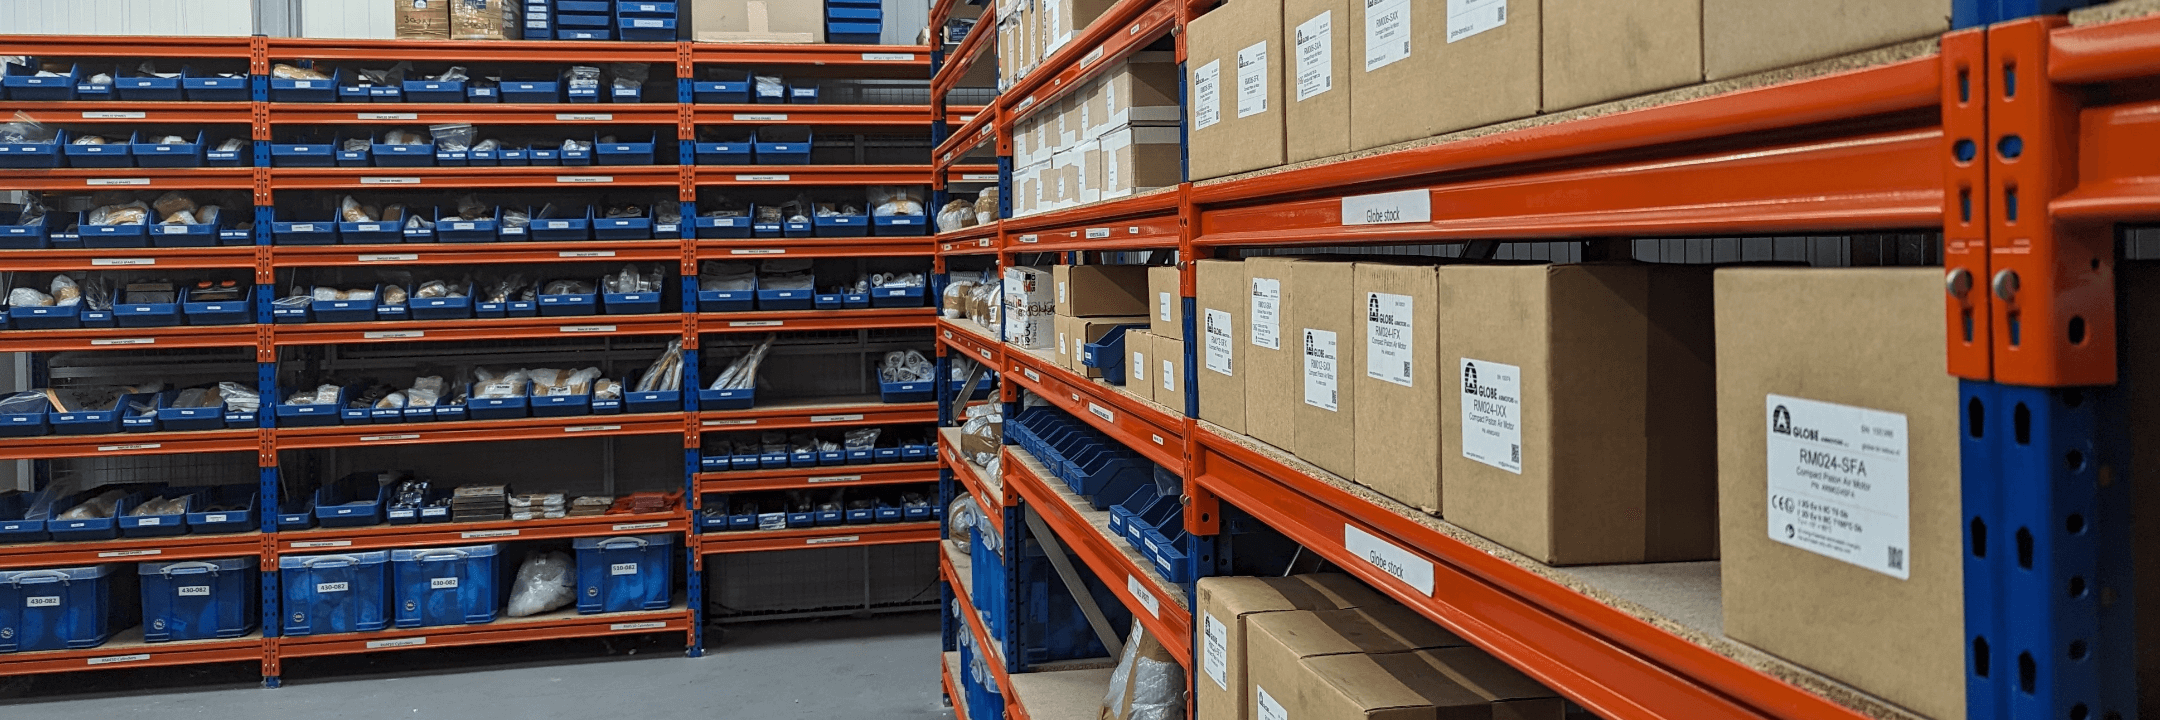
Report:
1258,686,1290,720
87,178,150,186
291,540,351,548
89,338,154,346
1057,280,1068,304
1125,575,1160,617
734,174,791,182
559,326,617,333
862,52,917,61
1132,349,1147,382
1236,41,1269,119
357,112,418,120
807,475,862,484
729,321,784,327
1203,309,1234,376
811,414,866,423
359,254,419,262
1447,0,1506,42
1765,395,1912,579
82,111,145,119
806,535,859,545
90,258,155,266
1202,613,1230,690
25,596,59,607
364,331,424,339
559,250,615,258
555,114,613,122
359,434,421,442
1087,403,1114,423
1459,358,1522,474
429,577,459,589
367,637,426,649
135,517,161,526
1193,60,1222,131
1345,525,1434,594
1296,11,1335,101
1250,278,1281,350
1158,291,1175,322
87,653,150,665
1341,189,1431,226
730,248,787,255
732,114,788,121
203,514,228,523
97,443,161,452
316,582,349,593
610,562,640,576
177,585,211,597
564,425,622,433
1086,227,1111,239
1162,359,1176,393
1364,0,1412,70
1365,292,1414,386
555,176,612,183
611,621,668,631
360,177,420,185
1303,329,1339,411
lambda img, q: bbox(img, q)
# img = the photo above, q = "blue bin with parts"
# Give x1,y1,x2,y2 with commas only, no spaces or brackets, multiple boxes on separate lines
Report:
531,208,593,241
336,141,370,166
812,212,867,237
62,131,134,168
133,132,208,168
693,74,750,104
280,550,391,636
186,486,258,534
0,493,46,543
596,134,656,165
270,69,339,102
870,284,925,308
753,77,786,103
401,78,465,103
698,387,753,411
757,451,788,469
788,449,818,468
756,287,812,310
114,70,183,101
437,209,501,243
0,210,49,249
51,392,150,435
375,287,409,322
117,492,196,537
335,83,373,103
47,490,140,541
410,282,475,320
559,140,594,164
753,220,783,238
784,510,814,528
182,285,252,325
153,389,227,431
182,69,250,101
530,387,593,417
693,211,753,239
727,454,760,471
902,442,932,462
603,285,664,315
313,477,386,528
139,558,256,642
0,395,48,436
372,137,435,167
277,384,355,427
399,210,439,242
149,210,231,248
78,211,149,248
573,534,673,614
273,215,339,245
538,284,598,316
617,15,676,41
275,496,314,531
391,544,499,628
879,379,935,403
467,84,499,102
501,80,560,103
3,62,78,101
310,285,379,322
754,128,811,164
336,215,401,244
0,565,131,652
7,294,79,330
204,140,247,167
0,127,62,169
465,382,532,420
594,211,653,240
269,137,336,167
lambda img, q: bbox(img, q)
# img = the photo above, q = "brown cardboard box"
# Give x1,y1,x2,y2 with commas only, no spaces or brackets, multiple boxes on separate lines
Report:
1153,331,1185,408
1715,267,1960,720
1197,259,1247,433
1704,0,1950,80
1055,265,1151,318
1101,124,1183,199
1418,647,1568,718
1103,52,1184,132
1187,0,1286,180
1291,260,1358,478
1148,265,1182,340
1126,330,1155,403
1196,575,1390,720
1439,263,1717,565
1073,316,1151,379
1041,0,1119,54
1349,0,1539,151
1284,0,1348,163
1283,648,1566,720
1052,313,1073,368
1352,262,1441,510
395,0,451,39
1247,607,1469,720
1244,257,1300,451
1543,0,1702,110
1002,266,1056,349
451,0,522,39
692,0,823,42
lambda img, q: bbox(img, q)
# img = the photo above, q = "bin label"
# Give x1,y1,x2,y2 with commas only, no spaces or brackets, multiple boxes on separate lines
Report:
559,326,616,333
807,475,862,484
203,514,228,523
1340,189,1430,226
610,562,640,576
1087,403,1114,423
360,177,420,185
364,331,425,339
25,596,59,607
430,577,459,589
367,637,426,649
1250,277,1281,350
87,653,150,665
462,529,519,539
734,175,790,182
610,621,668,631
91,258,154,266
136,518,162,526
732,114,787,121
89,336,153,346
729,321,784,327
1764,394,1912,579
357,113,418,120
315,582,348,593
862,53,917,61
1345,524,1433,594
178,585,211,597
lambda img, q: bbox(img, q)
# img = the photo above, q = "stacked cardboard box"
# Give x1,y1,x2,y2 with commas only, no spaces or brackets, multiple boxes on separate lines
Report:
691,0,824,42
1050,264,1150,381
1011,55,1181,217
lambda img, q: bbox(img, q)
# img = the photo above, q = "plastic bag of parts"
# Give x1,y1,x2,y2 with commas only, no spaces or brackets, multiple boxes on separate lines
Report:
430,123,475,152
708,333,776,391
58,488,127,521
607,63,648,94
754,75,783,99
698,261,753,292
959,409,1001,467
0,119,56,145
603,264,664,294
506,550,577,617
1100,620,1185,720
878,350,933,383
937,200,975,232
566,66,602,92
945,496,978,540
975,188,999,225
636,340,684,393
843,427,880,450
868,186,925,217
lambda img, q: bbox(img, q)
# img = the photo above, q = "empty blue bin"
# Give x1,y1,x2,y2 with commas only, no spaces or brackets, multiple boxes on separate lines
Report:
186,486,258,534
697,387,753,411
280,551,390,636
695,135,753,165
755,129,811,164
596,134,656,165
756,288,812,310
531,208,593,241
139,558,256,642
572,535,673,614
391,544,499,628
114,70,183,101
618,16,676,41
133,132,207,168
401,78,465,103
0,565,130,652
313,478,386,528
273,216,339,245
826,22,882,44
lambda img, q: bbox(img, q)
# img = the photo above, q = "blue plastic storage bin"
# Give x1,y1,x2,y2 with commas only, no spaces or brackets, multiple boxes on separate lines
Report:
269,137,336,167
787,83,820,103
697,279,755,311
0,210,49,248
111,286,178,327
693,212,753,239
1080,325,1143,384
375,286,409,321
603,286,664,314
47,489,137,541
117,492,194,537
697,387,753,411
133,132,207,168
204,139,247,167
115,70,183,101
693,74,750,104
3,62,77,101
0,126,62,169
0,394,47,436
618,15,675,40
182,286,252,325
277,384,352,427
879,379,935,403
596,134,656,165
754,77,786,103
594,211,652,240
7,295,80,330
51,392,147,435
182,69,250,101
467,85,500,103
410,282,475,319
875,213,927,235
313,477,386,528
502,80,560,103
530,387,592,417
139,558,256,642
695,133,754,165
538,283,598,316
783,219,813,237
391,544,499,628
337,216,401,244
62,132,134,169
186,486,258,534
310,285,378,322
154,388,228,431
813,212,868,237
618,0,677,14
372,137,435,167
402,78,465,103
558,0,611,11
280,551,390,636
437,209,501,243
754,129,811,164
572,534,673,614
756,287,813,310
270,69,339,102
826,21,882,44
557,12,612,26
531,208,593,241
273,216,339,245
0,493,45,543
78,210,150,248
0,565,130,652
465,382,531,420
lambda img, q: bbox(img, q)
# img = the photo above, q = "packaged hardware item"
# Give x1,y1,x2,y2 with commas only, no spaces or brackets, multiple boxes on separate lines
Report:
450,0,521,40
878,350,935,383
974,188,999,225
869,186,926,217
1100,620,1185,720
937,199,976,232
506,551,575,617
708,334,778,391
637,340,686,392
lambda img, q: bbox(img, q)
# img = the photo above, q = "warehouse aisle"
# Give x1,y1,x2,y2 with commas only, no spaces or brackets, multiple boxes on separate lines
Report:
0,614,952,720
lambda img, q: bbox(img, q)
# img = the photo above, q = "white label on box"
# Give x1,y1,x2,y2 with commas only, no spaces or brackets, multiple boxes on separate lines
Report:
25,596,59,607
89,338,155,346
82,111,145,119
136,517,162,526
1162,359,1176,392
87,654,150,666
358,112,419,120
1447,0,1506,42
367,637,426,649
560,326,617,333
611,621,668,631
364,331,424,339
811,414,866,423
1132,349,1146,382
564,425,622,433
735,174,791,182
1296,11,1335,101
430,577,459,589
178,586,211,597
203,514,229,523
1087,403,1114,423
316,582,349,594
560,251,616,258
1202,612,1231,690
1056,280,1068,304
1257,687,1290,720
862,53,918,61
610,562,640,576
613,522,669,531
1365,0,1412,70
1204,309,1234,376
361,177,420,185
91,258,155,266
1303,329,1339,411
97,443,162,452
1459,358,1523,474
555,114,613,121
1365,292,1414,386
1126,575,1161,617
1764,394,1912,579
1341,189,1430,225
1236,41,1269,119
806,535,860,545
360,254,420,262
807,475,862,484
556,176,612,183
1345,524,1433,594
1250,277,1281,350
291,540,351,548
462,529,519,539
1193,60,1222,130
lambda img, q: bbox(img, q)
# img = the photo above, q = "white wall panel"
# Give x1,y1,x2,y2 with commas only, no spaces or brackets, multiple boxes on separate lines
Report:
0,0,250,35
298,0,394,39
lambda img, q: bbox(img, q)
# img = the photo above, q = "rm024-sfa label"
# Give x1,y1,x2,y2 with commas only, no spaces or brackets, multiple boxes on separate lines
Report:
1764,394,1911,580
1458,358,1522,474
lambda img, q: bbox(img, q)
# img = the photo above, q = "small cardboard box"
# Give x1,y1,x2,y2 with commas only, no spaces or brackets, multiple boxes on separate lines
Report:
396,0,452,39
1704,0,1951,80
692,0,824,42
451,0,522,40
1196,575,1389,720
1001,266,1056,349
1542,0,1702,111
1284,0,1349,163
1715,267,1961,720
1353,261,1440,511
1247,606,1469,720
1439,263,1718,565
1349,0,1539,151
1286,648,1566,720
1055,264,1152,318
1126,330,1155,403
1289,259,1358,478
1244,257,1301,451
1197,259,1248,433
1153,331,1185,409
1103,52,1184,132
1041,0,1119,55
1188,0,1286,180
1149,265,1183,340
1101,124,1184,200
1073,316,1150,379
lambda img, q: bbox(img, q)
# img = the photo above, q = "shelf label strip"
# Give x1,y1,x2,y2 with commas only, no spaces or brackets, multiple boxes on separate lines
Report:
807,475,863,484
358,113,419,120
559,251,615,258
86,653,150,665
862,53,917,61
559,325,617,333
96,443,161,452
81,111,146,119
97,549,161,558
1126,575,1161,617
1339,189,1431,226
360,434,421,442
359,254,419,262
807,535,860,545
1344,525,1434,595
367,637,427,649
612,522,669,531
556,114,613,121
564,425,623,433
462,529,519,539
361,177,420,185
89,338,155,346
810,414,865,423
610,621,668,631
363,331,424,339
291,540,352,548
732,114,788,121
734,174,791,182
90,258,154,266
557,176,613,184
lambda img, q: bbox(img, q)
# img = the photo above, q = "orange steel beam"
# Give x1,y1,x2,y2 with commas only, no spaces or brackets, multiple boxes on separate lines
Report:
269,104,679,126
697,307,936,334
698,461,940,493
1003,447,1191,666
0,35,253,57
0,533,260,569
698,522,941,554
269,166,680,190
0,430,257,461
274,414,685,450
270,316,686,346
1943,29,1994,380
933,14,997,100
938,224,1002,255
1002,190,1180,252
0,637,265,677
268,38,677,63
0,247,256,272
692,43,931,67
935,110,997,168
269,240,683,267
941,435,1003,535
4,167,255,191
695,402,939,432
693,238,937,258
940,319,1004,372
276,513,685,554
0,326,256,354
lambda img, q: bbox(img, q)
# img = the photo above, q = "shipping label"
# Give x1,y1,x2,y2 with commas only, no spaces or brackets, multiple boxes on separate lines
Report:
1459,358,1522,474
1193,60,1222,130
1303,329,1339,411
1764,394,1911,579
1364,292,1414,386
1132,349,1147,382
1158,291,1175,322
1364,0,1412,71
1162,359,1176,392
1236,41,1269,119
1203,309,1234,376
1257,686,1290,720
1201,612,1230,690
1295,11,1334,101
1447,0,1506,43
1250,277,1281,350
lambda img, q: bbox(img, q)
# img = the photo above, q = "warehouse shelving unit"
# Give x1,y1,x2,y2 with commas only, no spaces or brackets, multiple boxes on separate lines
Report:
929,2,2158,720
0,32,950,685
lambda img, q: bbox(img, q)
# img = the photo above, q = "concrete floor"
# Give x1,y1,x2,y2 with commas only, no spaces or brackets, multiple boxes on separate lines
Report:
0,612,955,720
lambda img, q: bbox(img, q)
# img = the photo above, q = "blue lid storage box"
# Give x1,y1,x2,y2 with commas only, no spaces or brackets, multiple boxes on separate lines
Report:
139,558,257,642
280,551,391,636
63,132,135,168
410,282,475,320
618,15,675,41
117,492,195,537
270,69,339,102
0,394,47,436
273,216,339,245
694,74,751,104
531,208,593,241
182,285,252,325
537,283,598,316
79,210,150,248
312,476,386,528
873,214,927,235
115,69,183,101
756,287,813,310
270,137,336,167
502,80,560,103
697,387,753,411
47,490,139,541
572,534,674,614
465,382,531,420
754,128,811,164
391,544,500,628
0,210,49,249
596,134,656,166
0,565,132,652
185,486,258,534
371,138,435,167
182,69,250,102
310,285,379,323
156,389,230,431
401,78,465,103
437,209,501,243
0,127,62,169
813,212,868,237
3,62,78,101
133,132,208,168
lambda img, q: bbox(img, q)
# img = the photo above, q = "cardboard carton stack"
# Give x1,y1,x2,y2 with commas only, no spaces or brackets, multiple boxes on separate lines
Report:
1047,265,1163,405
692,0,825,42
1011,55,1182,217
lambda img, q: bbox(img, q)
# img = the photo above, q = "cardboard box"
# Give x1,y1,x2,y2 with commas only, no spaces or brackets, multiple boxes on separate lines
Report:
1081,138,1105,206
1148,265,1182,340
1126,330,1155,403
1188,0,1286,180
1246,606,1469,720
1704,0,1951,80
1002,266,1056,349
1439,263,1717,565
1059,94,1085,148
1287,648,1566,720
1103,53,1184,132
1715,267,1960,720
1284,0,1348,163
450,0,521,40
1154,331,1185,409
1055,264,1152,317
1543,0,1702,111
1197,259,1247,433
1353,261,1439,510
1349,0,1539,151
1196,575,1390,720
1244,257,1300,451
692,0,823,42
1072,316,1150,379
1101,124,1184,199
1292,260,1359,479
1041,0,1118,54
395,0,451,39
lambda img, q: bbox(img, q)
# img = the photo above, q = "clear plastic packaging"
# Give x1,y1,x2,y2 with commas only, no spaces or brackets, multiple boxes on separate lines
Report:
429,123,475,152
878,350,934,383
869,186,926,216
708,334,777,391
608,63,649,94
506,551,576,617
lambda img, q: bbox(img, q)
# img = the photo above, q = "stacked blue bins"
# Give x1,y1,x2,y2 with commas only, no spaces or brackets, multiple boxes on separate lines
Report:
571,534,672,613
138,558,257,642
969,525,1004,643
825,0,882,43
1080,325,1145,384
0,565,134,652
391,544,500,628
280,551,391,636
617,1,677,40
557,0,615,40
1005,406,1150,505
523,0,553,38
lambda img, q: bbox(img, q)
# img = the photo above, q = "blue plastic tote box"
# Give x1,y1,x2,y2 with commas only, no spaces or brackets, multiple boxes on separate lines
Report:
280,551,390,636
572,534,672,613
0,565,132,652
139,558,257,642
391,544,500,628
